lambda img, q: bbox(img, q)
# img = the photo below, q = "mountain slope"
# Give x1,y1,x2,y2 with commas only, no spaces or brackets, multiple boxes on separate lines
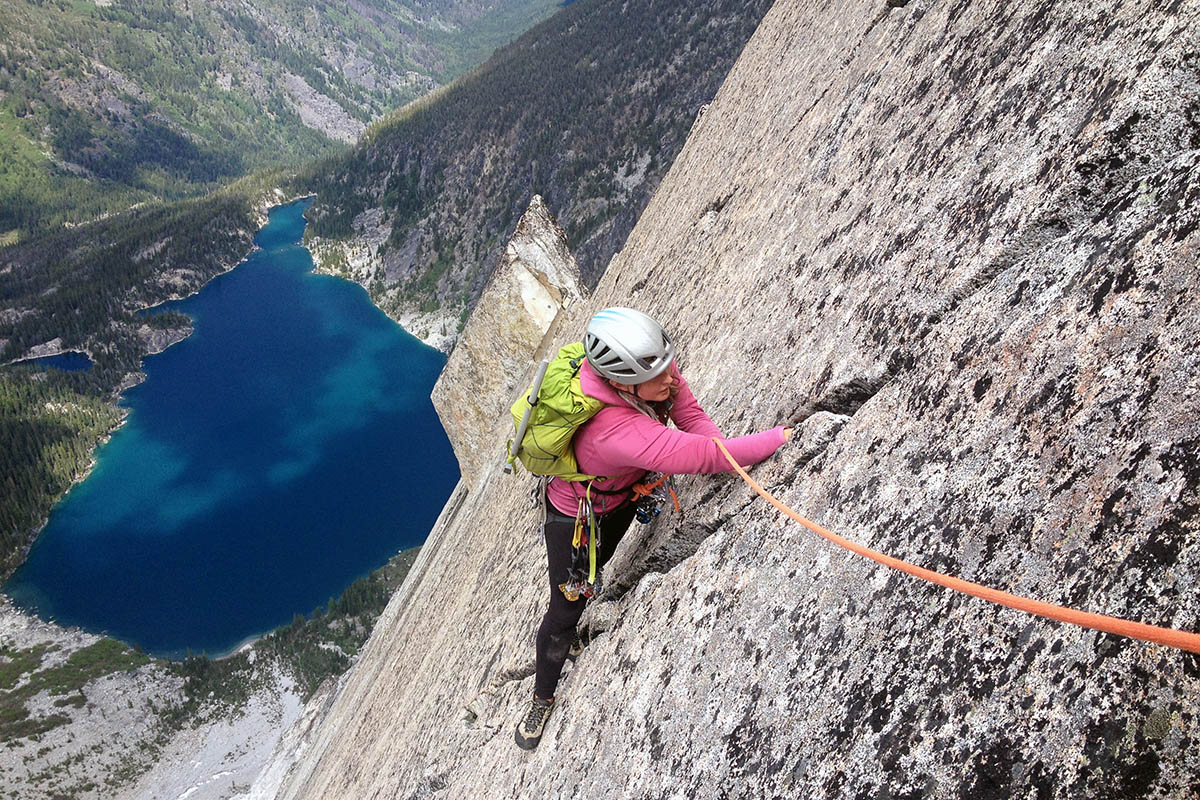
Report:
0,0,563,238
297,0,774,326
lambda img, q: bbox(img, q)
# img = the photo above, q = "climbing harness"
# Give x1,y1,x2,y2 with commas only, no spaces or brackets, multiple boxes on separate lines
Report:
557,475,684,600
713,438,1200,654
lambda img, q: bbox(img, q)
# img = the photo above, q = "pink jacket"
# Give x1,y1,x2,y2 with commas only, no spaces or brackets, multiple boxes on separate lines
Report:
547,359,787,515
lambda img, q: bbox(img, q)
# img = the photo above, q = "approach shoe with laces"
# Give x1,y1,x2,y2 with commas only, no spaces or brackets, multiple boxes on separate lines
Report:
514,695,554,750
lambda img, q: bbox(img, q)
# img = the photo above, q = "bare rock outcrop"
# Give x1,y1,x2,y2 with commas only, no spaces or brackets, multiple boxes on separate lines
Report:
281,72,367,144
431,196,587,486
136,323,192,356
275,1,1200,798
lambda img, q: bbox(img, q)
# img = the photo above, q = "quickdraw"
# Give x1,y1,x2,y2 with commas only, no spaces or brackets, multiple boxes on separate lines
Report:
632,472,681,524
559,487,602,601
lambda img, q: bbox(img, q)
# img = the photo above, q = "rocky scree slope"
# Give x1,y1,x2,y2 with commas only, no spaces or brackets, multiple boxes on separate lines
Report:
276,0,1199,797
299,0,772,329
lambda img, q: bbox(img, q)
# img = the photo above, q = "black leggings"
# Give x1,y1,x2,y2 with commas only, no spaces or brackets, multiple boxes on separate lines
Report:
534,498,637,699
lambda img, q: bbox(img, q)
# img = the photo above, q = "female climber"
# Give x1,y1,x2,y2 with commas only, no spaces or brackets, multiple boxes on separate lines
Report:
516,306,792,750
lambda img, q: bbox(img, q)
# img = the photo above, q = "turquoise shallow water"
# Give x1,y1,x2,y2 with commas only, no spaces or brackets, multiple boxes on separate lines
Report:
5,199,459,658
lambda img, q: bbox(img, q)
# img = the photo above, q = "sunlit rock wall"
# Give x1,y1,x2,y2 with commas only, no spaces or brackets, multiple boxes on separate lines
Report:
276,1,1200,797
431,196,587,486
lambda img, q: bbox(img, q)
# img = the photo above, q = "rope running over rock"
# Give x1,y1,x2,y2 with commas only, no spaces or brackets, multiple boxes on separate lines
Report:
712,438,1200,655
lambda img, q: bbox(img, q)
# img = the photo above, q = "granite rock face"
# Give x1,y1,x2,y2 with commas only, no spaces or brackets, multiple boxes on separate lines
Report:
276,1,1200,797
431,196,587,486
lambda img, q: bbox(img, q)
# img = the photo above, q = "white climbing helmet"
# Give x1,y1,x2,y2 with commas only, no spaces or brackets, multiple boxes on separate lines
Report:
584,307,675,385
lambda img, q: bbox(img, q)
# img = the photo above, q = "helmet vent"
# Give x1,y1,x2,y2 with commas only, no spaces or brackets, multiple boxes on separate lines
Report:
583,307,675,385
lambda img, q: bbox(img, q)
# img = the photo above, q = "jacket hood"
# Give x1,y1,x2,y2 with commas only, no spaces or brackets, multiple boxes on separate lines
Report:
578,359,626,405
579,357,681,412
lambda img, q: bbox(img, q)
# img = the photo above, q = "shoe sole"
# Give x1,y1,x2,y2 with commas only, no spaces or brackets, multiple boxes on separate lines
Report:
515,728,542,750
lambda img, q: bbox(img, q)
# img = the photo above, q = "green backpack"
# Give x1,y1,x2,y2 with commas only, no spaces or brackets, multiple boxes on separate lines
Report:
506,342,605,481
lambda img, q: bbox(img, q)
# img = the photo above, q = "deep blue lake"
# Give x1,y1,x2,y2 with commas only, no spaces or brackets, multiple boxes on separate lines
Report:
5,198,459,658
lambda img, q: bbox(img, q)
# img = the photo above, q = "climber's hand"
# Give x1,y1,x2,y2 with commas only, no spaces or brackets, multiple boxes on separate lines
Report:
783,428,794,442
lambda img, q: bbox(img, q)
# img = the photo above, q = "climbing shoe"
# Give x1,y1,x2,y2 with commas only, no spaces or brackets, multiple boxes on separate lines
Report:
567,632,584,661
514,695,554,750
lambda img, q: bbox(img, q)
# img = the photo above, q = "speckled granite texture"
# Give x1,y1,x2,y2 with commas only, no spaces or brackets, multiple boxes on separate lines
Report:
274,1,1200,797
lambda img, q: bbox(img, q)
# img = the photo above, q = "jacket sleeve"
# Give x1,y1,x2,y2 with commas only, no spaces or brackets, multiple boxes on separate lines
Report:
590,408,786,475
668,367,724,440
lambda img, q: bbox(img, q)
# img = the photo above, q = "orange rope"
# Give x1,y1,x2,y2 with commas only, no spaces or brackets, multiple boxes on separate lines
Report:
631,474,670,497
632,473,681,513
713,438,1200,655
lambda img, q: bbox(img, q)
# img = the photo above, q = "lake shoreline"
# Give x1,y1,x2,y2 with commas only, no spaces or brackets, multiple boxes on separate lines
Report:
0,192,303,588
1,191,454,797
6,192,455,657
4,347,93,368
0,541,425,798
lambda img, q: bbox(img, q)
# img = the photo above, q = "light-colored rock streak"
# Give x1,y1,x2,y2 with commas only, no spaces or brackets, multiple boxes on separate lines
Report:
281,72,365,144
430,195,587,486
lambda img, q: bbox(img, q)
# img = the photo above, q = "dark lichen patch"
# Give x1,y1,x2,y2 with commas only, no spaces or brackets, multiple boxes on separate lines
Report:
867,687,893,732
972,374,992,401
964,736,1020,800
1068,714,1164,797
647,720,667,761
1158,437,1200,488
1020,638,1046,670
701,189,737,217
1092,486,1129,543
1020,367,1080,418
723,700,776,781
1008,278,1031,307
1121,506,1195,575
1141,706,1172,741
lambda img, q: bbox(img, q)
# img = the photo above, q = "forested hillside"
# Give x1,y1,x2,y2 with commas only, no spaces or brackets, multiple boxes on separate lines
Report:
297,0,773,322
0,178,269,577
0,0,563,240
